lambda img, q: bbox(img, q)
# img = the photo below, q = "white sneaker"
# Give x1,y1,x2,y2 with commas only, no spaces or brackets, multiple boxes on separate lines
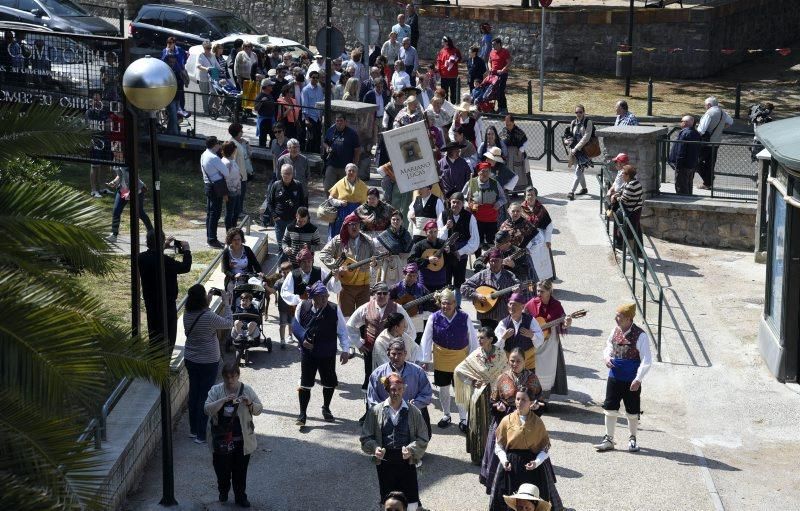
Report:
106,233,118,242
593,435,615,452
91,191,102,198
628,435,640,452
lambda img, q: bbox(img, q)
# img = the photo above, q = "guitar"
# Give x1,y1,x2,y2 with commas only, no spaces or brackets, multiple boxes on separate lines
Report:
536,309,588,339
396,291,436,317
420,233,460,273
327,252,392,282
472,280,536,314
474,245,527,272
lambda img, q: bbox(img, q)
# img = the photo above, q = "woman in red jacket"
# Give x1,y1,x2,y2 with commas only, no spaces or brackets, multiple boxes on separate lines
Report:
436,36,462,104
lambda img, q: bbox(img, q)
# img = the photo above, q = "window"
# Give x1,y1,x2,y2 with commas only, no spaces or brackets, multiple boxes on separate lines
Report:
161,11,185,32
137,8,161,26
209,14,255,35
186,15,211,36
767,191,786,336
17,0,39,12
38,0,85,16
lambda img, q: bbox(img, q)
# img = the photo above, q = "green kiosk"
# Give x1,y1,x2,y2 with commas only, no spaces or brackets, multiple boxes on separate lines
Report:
756,118,800,382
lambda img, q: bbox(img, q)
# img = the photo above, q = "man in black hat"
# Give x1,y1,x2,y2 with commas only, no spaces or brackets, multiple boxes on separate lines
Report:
437,192,478,306
438,142,470,199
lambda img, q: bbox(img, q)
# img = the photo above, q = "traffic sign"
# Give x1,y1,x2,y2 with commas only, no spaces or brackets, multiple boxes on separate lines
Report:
354,16,380,46
540,0,553,7
315,26,345,58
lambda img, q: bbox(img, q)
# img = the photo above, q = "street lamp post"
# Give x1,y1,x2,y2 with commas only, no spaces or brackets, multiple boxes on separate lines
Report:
122,55,179,507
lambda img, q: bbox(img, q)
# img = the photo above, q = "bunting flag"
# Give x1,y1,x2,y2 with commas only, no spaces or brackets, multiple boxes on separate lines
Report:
597,45,797,56
777,48,792,56
668,48,684,54
721,49,737,55
642,47,657,52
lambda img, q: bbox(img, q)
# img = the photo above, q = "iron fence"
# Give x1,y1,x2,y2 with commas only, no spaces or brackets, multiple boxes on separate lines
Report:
597,169,664,361
656,129,758,201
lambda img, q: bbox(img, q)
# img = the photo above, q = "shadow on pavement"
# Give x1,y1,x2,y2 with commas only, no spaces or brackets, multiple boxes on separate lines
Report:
565,326,604,337
565,363,602,380
555,289,607,304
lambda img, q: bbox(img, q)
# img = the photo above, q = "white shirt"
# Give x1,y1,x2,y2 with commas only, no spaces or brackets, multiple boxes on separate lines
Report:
346,300,416,349
407,194,445,237
602,325,653,382
280,268,341,306
391,70,411,91
383,398,409,425
420,311,479,364
436,210,479,258
200,148,229,183
697,106,734,143
293,301,350,352
494,315,545,351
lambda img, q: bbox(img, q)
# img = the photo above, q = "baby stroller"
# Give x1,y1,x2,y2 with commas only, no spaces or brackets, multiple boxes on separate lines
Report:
227,274,272,366
472,74,499,113
209,78,242,122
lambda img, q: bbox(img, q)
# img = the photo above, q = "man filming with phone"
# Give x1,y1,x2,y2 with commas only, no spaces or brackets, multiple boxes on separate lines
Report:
139,229,192,346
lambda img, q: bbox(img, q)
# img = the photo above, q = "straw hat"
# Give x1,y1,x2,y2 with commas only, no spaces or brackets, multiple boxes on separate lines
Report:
483,146,504,163
502,483,552,511
454,101,475,112
404,95,418,105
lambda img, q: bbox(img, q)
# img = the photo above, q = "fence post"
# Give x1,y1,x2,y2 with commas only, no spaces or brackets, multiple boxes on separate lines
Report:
545,120,552,172
456,78,461,101
734,83,742,119
527,80,533,115
118,8,125,36
647,77,653,117
657,288,663,362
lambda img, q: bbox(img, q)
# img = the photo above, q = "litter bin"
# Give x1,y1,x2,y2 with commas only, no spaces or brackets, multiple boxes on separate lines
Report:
616,51,632,78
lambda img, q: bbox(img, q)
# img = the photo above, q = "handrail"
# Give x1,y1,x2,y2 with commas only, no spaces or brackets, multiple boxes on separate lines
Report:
598,171,664,361
79,216,252,449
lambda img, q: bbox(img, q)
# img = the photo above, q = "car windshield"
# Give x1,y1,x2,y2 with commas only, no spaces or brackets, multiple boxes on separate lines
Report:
280,45,310,59
211,15,256,35
39,0,87,17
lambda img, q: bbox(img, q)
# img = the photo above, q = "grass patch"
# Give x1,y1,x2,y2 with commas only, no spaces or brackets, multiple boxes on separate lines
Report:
78,250,220,331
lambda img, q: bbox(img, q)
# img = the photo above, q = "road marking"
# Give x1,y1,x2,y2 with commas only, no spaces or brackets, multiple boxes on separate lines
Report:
692,444,726,511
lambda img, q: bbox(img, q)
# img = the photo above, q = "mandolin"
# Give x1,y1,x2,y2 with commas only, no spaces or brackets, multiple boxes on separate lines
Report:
421,233,460,273
396,292,437,316
472,279,536,314
328,252,391,282
537,309,587,339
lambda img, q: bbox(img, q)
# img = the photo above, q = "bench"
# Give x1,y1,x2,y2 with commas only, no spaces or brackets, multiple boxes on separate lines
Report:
643,0,683,7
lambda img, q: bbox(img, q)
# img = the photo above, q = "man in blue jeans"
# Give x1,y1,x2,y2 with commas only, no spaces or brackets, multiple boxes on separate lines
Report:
200,136,230,248
266,164,307,261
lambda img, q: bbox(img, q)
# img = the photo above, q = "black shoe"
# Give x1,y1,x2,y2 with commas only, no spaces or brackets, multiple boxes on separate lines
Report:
576,188,589,196
321,406,335,422
458,420,468,433
567,192,575,201
208,239,224,249
236,498,251,508
219,492,228,502
437,415,452,428
295,413,306,426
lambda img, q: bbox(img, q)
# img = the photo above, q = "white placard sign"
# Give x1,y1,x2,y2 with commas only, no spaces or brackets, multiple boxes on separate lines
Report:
382,120,439,193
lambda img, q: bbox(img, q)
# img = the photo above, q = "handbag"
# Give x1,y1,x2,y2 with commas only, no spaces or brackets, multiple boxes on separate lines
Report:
119,186,130,201
202,162,229,199
583,136,601,158
211,384,244,455
317,198,340,223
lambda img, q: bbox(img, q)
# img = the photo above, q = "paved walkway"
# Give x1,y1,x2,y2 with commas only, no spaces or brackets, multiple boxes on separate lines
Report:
124,164,799,511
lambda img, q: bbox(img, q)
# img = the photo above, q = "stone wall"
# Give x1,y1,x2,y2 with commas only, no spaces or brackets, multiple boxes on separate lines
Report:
641,196,756,250
136,0,800,78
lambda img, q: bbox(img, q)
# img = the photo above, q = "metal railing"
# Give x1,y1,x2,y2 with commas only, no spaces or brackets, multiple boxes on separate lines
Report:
597,166,664,361
79,215,252,449
656,129,758,201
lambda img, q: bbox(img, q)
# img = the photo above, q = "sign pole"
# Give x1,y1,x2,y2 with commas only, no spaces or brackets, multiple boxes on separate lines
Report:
324,0,332,151
538,5,545,112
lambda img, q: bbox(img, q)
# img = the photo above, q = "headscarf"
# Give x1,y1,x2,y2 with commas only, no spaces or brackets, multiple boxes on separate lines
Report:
509,292,526,305
307,281,328,297
423,219,438,232
487,248,503,260
340,212,361,246
296,247,313,262
403,262,419,274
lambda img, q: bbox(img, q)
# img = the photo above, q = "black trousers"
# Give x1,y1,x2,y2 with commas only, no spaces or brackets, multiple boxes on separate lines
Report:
674,165,695,195
602,376,641,415
697,145,719,186
304,117,321,153
476,220,498,250
448,256,468,290
213,443,251,500
441,77,458,103
362,349,373,390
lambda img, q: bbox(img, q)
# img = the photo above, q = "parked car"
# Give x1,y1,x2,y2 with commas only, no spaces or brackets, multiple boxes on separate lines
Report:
184,33,312,82
130,4,257,54
0,0,118,36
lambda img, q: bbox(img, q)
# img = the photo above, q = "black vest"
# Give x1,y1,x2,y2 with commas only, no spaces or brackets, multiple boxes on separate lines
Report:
381,407,411,448
298,300,339,358
291,267,322,297
502,312,536,352
440,209,473,253
413,195,439,221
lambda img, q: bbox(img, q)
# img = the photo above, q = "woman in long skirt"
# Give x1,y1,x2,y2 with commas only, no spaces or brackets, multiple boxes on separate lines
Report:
524,280,571,408
327,163,367,240
489,387,562,511
501,114,531,193
480,348,542,492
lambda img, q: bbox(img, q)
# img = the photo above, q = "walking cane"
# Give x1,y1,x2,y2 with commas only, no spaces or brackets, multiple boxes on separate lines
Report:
548,245,557,280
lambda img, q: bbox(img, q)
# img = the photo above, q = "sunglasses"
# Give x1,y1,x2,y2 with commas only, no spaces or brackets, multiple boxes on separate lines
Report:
375,291,389,296
575,110,584,114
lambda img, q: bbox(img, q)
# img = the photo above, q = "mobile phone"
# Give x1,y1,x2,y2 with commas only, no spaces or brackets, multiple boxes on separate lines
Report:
209,287,223,296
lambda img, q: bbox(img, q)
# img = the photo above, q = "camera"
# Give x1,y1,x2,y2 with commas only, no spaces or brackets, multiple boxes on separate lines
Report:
172,239,184,254
209,287,223,296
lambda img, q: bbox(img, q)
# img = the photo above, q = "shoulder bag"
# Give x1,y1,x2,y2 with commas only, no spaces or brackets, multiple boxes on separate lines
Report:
582,119,601,158
202,161,229,199
317,198,340,224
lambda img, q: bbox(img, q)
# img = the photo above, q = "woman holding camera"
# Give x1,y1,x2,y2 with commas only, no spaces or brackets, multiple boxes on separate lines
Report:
205,362,263,507
184,284,233,446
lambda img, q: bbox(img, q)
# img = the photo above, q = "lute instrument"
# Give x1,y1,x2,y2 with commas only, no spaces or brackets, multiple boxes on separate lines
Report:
421,233,460,272
472,279,536,314
537,309,587,338
395,291,436,317
323,252,391,284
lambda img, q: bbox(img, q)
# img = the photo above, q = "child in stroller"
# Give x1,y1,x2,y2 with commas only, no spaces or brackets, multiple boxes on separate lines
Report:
230,279,272,365
209,78,242,121
471,74,499,113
